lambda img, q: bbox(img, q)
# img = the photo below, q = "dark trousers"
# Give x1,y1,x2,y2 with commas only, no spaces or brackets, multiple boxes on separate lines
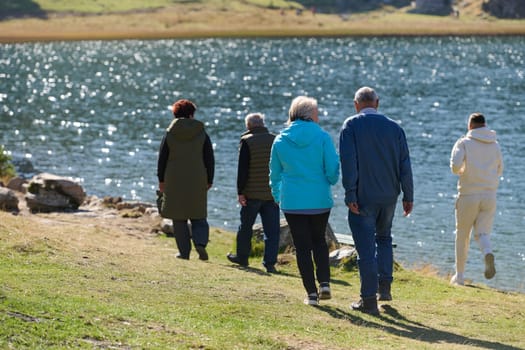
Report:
236,199,280,267
284,211,331,295
172,218,209,258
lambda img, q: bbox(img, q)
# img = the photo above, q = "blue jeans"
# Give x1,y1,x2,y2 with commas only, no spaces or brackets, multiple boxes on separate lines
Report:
237,199,280,267
173,218,209,258
348,202,396,299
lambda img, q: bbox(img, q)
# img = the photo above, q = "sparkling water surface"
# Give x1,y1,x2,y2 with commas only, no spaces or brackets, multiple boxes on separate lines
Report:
1,37,524,292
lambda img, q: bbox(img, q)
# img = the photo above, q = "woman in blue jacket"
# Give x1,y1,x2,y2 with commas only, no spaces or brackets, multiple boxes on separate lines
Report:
269,96,340,305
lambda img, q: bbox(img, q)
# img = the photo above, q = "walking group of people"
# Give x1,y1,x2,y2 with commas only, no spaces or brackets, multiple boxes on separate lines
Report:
157,86,503,315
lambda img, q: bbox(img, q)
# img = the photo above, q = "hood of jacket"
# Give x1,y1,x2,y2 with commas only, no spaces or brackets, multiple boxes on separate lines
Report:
280,120,320,148
466,126,497,144
167,118,204,141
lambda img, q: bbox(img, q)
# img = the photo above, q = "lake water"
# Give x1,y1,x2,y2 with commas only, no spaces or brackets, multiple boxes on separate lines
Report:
1,36,524,292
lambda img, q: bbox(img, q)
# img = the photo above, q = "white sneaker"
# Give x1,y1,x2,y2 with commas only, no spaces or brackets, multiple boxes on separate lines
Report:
304,293,319,306
450,274,464,286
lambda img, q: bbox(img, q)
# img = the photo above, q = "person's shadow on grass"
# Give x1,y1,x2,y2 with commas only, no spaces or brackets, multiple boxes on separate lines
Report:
316,304,521,350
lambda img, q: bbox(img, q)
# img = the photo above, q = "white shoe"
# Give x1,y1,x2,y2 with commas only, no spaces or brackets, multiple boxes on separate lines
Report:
450,274,464,286
304,293,319,306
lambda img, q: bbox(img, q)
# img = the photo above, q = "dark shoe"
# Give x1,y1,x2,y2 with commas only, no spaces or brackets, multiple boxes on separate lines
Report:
195,245,209,261
264,264,278,274
351,297,379,315
377,281,392,301
175,253,189,260
319,282,331,300
226,253,248,267
484,253,496,279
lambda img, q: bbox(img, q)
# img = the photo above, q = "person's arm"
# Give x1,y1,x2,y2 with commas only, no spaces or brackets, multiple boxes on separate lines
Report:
399,129,414,204
203,133,215,189
157,134,169,192
339,120,358,206
323,132,340,186
237,140,250,195
450,137,466,175
269,142,282,205
497,143,504,177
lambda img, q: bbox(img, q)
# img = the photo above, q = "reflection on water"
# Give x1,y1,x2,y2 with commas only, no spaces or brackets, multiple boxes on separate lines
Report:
1,37,524,292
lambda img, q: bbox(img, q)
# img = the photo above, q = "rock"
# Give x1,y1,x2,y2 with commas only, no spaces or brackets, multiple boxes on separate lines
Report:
10,155,38,178
7,176,27,193
102,196,123,208
25,173,86,212
115,201,153,212
482,0,525,18
253,219,339,252
161,218,174,236
0,187,19,211
329,246,357,266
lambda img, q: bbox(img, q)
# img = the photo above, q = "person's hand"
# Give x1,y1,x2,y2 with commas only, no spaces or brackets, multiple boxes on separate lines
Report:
238,194,247,207
403,201,413,217
158,182,164,193
347,202,359,215
207,183,212,190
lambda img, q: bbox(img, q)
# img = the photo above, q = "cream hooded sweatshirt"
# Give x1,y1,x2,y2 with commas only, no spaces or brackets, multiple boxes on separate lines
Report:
450,126,503,195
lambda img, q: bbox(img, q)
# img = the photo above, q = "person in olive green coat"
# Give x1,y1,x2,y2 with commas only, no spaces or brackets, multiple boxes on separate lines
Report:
157,99,215,260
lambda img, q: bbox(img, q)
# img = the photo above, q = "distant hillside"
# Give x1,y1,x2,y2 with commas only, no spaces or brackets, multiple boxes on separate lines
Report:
482,0,525,18
0,0,491,19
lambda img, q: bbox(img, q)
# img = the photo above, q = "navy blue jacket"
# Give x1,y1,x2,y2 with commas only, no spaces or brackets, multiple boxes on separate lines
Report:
339,110,413,206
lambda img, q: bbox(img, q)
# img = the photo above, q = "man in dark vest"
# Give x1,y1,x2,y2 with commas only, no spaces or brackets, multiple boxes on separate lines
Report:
227,113,281,273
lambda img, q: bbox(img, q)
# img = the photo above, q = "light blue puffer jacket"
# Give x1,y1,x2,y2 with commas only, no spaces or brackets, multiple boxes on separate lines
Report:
269,120,339,210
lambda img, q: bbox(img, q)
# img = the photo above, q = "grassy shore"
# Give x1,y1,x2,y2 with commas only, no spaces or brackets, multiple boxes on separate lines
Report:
1,209,524,349
1,0,525,43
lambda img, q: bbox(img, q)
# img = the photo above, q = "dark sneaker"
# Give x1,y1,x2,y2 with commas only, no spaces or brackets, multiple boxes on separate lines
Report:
226,253,248,267
264,264,278,274
351,297,379,315
175,253,189,260
319,282,331,300
484,253,496,279
304,293,319,306
195,245,209,261
377,292,392,301
377,281,392,301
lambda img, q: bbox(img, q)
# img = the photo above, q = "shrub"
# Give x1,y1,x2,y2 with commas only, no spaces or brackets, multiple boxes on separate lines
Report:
0,145,16,183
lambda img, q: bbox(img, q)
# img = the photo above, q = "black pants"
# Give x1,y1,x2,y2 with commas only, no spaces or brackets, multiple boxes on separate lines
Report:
284,211,331,295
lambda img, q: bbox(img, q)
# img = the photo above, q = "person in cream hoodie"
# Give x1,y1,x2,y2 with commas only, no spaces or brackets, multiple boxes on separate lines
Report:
450,113,504,286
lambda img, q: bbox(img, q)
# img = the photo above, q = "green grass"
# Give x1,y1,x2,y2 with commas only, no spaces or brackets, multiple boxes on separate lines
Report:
1,211,524,349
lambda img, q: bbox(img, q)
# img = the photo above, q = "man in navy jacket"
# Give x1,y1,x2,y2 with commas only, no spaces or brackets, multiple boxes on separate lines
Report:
339,86,414,315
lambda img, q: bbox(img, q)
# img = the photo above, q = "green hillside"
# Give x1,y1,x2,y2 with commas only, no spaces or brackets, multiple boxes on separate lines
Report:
1,0,412,18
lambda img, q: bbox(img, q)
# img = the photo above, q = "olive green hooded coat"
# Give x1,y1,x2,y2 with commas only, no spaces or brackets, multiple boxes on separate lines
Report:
161,118,208,220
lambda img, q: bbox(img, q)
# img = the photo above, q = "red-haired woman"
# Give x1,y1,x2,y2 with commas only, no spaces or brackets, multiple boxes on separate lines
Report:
157,99,215,260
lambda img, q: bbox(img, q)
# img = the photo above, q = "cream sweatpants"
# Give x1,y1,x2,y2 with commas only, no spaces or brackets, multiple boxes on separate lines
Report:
454,193,497,274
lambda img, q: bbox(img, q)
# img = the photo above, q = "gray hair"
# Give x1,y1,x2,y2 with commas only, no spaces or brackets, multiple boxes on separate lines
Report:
354,86,379,104
245,113,265,129
288,96,318,123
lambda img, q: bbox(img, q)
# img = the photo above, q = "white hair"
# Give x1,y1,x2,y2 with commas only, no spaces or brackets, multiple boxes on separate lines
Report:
354,86,379,104
245,113,265,129
288,96,318,123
